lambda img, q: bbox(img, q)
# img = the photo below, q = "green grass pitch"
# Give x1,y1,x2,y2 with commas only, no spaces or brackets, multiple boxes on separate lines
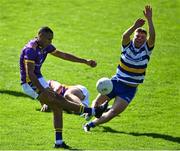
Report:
0,0,180,150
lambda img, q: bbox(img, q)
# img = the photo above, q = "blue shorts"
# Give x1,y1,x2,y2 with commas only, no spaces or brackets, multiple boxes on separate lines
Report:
107,78,137,104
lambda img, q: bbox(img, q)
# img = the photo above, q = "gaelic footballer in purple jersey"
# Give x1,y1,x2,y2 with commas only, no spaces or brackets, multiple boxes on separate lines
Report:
20,39,56,84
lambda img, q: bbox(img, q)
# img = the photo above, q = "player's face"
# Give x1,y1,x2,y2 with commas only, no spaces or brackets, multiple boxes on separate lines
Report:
133,32,147,48
38,32,53,48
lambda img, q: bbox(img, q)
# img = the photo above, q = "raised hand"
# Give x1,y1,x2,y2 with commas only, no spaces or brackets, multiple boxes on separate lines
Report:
134,18,145,28
143,5,155,47
143,5,152,20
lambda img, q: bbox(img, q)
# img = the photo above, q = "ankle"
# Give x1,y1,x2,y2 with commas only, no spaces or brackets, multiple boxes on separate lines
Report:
88,122,95,128
55,140,63,145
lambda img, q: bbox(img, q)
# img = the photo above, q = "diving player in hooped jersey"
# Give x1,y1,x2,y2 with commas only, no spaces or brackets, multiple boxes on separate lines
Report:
19,26,108,148
83,5,155,132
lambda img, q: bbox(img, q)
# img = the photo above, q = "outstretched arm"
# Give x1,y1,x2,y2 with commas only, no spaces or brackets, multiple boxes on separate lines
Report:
143,5,155,48
122,18,145,46
51,50,97,67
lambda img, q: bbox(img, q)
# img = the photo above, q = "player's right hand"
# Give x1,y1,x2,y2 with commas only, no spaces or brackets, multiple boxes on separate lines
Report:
134,18,145,28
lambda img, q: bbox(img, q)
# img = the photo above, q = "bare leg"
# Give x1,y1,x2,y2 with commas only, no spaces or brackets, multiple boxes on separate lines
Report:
39,89,108,119
53,107,63,131
53,106,64,146
91,94,109,107
92,96,128,126
39,89,82,113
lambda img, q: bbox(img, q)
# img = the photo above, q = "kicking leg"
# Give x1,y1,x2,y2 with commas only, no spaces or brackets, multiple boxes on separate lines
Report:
39,88,108,118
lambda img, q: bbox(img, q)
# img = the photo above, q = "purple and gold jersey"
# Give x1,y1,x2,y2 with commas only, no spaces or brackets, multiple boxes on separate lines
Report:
20,39,56,84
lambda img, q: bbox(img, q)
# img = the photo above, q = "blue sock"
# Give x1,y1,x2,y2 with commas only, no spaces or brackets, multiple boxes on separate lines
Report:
88,122,95,128
55,128,63,144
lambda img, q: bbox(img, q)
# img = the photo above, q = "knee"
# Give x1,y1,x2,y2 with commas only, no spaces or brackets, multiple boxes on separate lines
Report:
53,107,62,114
64,93,69,100
108,109,120,117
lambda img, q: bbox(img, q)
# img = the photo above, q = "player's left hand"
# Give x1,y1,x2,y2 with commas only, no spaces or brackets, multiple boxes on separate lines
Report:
143,5,152,20
86,59,97,67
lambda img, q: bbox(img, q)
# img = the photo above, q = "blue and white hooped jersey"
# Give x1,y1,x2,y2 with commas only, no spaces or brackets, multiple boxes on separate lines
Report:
115,40,154,84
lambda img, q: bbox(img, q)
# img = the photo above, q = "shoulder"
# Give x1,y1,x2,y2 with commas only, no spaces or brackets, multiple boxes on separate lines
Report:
24,47,36,55
46,44,56,53
23,47,37,60
24,39,38,50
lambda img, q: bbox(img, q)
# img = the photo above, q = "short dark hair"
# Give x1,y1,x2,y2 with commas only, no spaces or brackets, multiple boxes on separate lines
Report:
38,26,53,35
135,28,147,35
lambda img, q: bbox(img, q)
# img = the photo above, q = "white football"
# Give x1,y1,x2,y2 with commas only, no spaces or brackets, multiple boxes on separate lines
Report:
96,77,113,95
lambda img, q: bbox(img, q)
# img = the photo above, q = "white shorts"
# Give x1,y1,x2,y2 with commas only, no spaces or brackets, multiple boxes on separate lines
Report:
21,77,49,99
75,85,89,107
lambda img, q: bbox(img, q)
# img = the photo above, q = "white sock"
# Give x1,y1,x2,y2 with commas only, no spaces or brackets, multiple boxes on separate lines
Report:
55,140,63,145
91,108,95,116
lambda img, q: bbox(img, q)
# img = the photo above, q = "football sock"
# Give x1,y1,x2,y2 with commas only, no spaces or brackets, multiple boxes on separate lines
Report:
79,105,85,113
55,128,63,145
92,108,95,115
88,122,95,128
83,106,95,116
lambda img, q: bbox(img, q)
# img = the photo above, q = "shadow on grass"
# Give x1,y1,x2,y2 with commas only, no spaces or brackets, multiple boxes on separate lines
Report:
69,147,83,150
100,126,180,144
0,89,32,99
